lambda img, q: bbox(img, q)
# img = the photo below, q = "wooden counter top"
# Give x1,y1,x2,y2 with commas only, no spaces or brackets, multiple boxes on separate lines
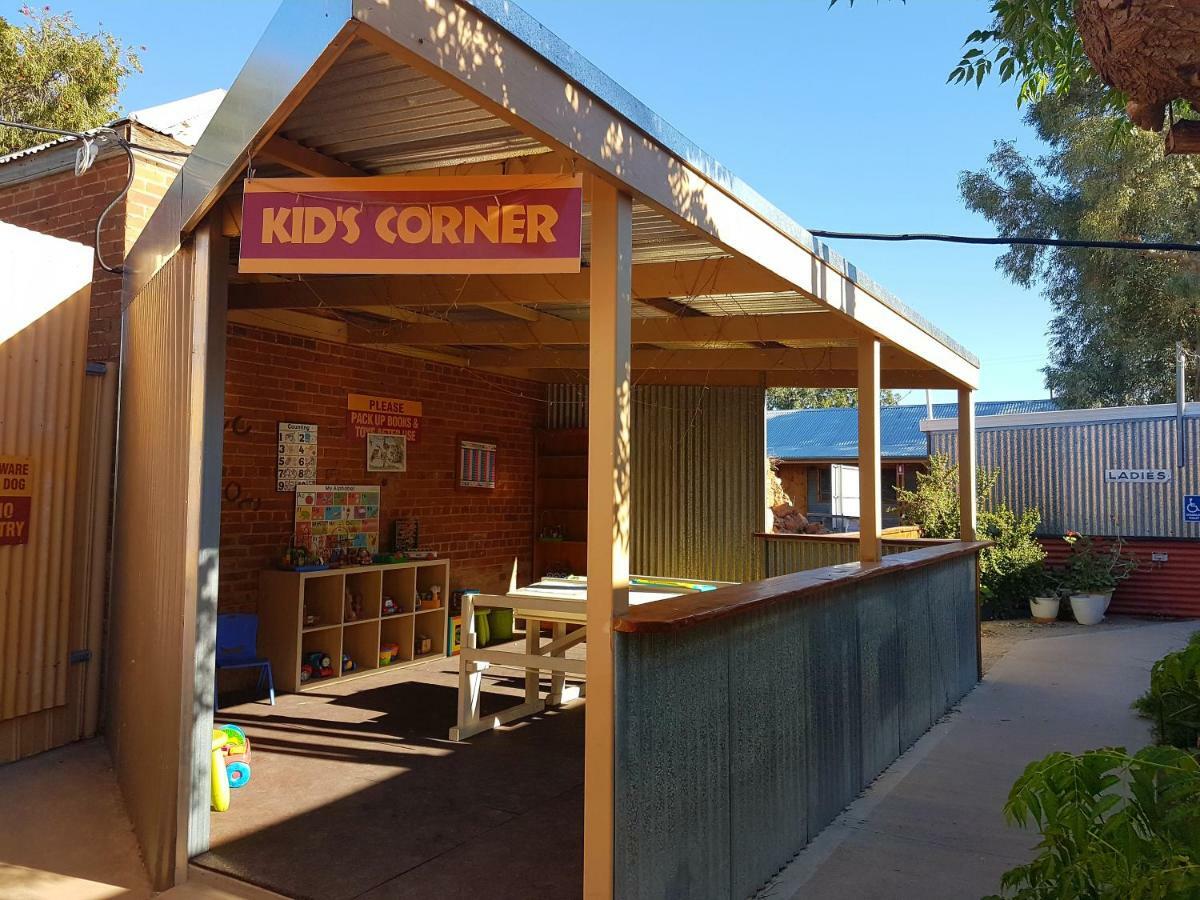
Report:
613,541,989,634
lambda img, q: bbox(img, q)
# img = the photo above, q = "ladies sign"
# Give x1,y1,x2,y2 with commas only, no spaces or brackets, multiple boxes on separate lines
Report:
239,174,583,274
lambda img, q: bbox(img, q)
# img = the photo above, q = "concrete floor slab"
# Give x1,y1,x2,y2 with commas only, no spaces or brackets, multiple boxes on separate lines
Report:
0,739,152,900
763,619,1198,900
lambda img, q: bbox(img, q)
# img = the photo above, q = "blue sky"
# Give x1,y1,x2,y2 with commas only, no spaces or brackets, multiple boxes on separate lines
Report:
52,0,1048,403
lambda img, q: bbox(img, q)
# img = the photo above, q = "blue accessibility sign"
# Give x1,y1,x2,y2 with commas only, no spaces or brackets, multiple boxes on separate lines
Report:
1186,496,1200,524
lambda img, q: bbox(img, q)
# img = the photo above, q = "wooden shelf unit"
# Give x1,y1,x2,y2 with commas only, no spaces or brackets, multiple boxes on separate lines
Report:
259,559,450,693
533,428,588,580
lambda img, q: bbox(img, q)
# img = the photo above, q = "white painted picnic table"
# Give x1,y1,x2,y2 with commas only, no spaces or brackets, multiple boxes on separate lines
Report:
449,575,722,740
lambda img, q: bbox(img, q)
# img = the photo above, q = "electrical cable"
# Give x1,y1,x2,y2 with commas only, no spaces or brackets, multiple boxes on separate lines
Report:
809,229,1200,253
0,117,186,273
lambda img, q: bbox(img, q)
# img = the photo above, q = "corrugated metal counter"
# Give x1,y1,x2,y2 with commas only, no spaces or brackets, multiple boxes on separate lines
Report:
611,542,985,899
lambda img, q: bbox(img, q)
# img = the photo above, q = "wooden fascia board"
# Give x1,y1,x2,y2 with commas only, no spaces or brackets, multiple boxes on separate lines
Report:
351,7,978,388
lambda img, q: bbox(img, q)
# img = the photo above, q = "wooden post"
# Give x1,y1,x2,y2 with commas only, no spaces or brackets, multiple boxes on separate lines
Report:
957,388,977,541
858,338,882,563
585,177,632,900
957,387,981,680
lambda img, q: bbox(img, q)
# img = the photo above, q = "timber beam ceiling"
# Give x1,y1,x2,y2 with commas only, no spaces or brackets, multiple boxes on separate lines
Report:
521,369,957,389
227,258,792,310
458,346,921,371
348,312,859,346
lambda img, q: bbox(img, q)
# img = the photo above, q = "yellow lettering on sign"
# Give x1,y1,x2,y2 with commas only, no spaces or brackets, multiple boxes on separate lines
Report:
464,206,500,243
501,204,525,244
432,207,463,244
262,207,291,244
303,207,336,244
527,204,558,244
340,207,360,244
397,208,431,244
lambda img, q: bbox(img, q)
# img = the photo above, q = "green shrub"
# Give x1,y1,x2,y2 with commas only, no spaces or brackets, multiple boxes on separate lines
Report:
896,454,1046,620
1134,632,1200,750
986,746,1200,899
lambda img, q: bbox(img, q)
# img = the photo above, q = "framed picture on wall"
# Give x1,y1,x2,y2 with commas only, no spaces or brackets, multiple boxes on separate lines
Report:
457,437,497,490
367,433,407,472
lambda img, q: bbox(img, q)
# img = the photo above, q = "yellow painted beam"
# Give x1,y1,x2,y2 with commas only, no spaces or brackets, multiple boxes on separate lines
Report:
858,339,882,563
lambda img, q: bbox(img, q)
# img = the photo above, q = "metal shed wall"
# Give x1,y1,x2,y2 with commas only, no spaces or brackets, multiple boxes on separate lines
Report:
107,229,225,888
547,384,767,582
0,283,87,733
930,414,1200,539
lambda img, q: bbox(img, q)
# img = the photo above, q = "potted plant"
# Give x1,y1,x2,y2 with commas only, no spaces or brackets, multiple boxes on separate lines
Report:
1028,564,1062,623
1061,532,1137,625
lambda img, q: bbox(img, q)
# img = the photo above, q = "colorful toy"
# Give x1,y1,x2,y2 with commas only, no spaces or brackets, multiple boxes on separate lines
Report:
304,651,334,679
382,595,398,616
342,651,356,673
218,724,252,789
211,730,231,812
379,642,399,666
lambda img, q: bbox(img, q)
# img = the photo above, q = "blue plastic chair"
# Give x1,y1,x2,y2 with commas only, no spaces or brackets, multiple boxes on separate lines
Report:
215,613,275,711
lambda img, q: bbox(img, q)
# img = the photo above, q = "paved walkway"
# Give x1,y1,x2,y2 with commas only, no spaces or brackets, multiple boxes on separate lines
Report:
763,618,1198,900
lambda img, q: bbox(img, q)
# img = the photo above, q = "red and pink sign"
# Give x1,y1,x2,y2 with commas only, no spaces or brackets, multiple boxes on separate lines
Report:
238,174,583,275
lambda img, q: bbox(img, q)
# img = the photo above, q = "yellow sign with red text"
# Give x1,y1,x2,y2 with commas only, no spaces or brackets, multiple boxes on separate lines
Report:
347,394,423,442
0,455,34,546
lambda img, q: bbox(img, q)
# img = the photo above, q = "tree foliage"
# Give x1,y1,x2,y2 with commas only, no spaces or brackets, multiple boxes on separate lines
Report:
986,746,1200,899
896,453,1045,619
765,387,901,411
960,86,1200,407
1133,632,1200,750
832,0,1121,116
0,6,141,155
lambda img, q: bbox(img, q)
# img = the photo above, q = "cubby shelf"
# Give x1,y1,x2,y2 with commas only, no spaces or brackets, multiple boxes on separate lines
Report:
259,559,450,694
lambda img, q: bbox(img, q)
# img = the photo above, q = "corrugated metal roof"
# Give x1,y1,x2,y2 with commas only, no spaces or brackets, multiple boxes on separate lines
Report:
0,89,224,166
767,399,1059,460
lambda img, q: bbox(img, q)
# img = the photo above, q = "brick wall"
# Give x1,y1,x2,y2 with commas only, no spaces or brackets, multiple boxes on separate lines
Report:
220,323,542,613
0,146,180,362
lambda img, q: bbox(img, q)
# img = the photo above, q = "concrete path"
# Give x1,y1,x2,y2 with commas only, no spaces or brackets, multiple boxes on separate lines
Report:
763,619,1198,900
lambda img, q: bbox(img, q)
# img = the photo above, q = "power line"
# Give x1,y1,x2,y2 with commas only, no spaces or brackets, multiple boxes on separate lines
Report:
810,229,1200,253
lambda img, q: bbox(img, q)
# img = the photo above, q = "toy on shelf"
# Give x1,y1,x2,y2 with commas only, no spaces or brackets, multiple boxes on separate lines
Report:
218,723,252,789
417,587,441,611
379,642,399,666
430,585,441,607
344,588,364,622
279,544,327,573
382,595,398,616
342,651,356,674
304,651,334,679
416,634,432,655
303,599,319,628
356,547,373,566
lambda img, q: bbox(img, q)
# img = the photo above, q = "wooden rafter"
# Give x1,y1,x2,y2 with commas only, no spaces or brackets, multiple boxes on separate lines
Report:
258,134,365,178
461,346,919,371
227,258,792,310
347,311,857,346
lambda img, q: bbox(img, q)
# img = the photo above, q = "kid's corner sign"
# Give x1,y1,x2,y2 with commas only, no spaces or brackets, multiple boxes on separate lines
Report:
238,174,584,275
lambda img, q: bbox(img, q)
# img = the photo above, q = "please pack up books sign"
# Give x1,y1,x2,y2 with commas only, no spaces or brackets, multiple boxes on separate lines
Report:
347,393,423,442
238,174,583,275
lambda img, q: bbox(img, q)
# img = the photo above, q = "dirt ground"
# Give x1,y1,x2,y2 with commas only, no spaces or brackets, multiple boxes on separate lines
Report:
979,616,1189,674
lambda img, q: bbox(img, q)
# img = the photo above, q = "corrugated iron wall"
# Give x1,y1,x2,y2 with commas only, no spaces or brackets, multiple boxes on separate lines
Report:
108,244,203,887
0,283,88,747
931,415,1200,539
760,534,933,577
546,384,767,582
630,386,766,582
614,549,979,899
1041,537,1200,619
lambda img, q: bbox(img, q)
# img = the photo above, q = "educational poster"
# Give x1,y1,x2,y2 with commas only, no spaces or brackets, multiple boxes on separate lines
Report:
458,439,497,489
366,433,407,472
294,484,380,555
277,422,318,491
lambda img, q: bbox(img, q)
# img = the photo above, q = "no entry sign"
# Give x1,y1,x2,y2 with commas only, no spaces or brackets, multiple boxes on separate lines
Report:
0,455,33,546
238,174,583,275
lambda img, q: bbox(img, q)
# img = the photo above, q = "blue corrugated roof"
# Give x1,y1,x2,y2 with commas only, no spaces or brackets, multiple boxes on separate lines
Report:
767,399,1059,460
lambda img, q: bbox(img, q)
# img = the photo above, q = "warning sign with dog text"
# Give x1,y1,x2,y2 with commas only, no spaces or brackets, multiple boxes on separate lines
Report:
0,455,34,546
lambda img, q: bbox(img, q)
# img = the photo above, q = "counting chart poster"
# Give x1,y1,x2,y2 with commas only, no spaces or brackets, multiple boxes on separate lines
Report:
277,422,317,491
294,484,380,554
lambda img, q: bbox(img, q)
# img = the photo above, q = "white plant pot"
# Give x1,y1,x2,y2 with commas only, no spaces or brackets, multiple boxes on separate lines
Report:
1102,591,1114,613
1070,593,1108,626
1029,596,1060,623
